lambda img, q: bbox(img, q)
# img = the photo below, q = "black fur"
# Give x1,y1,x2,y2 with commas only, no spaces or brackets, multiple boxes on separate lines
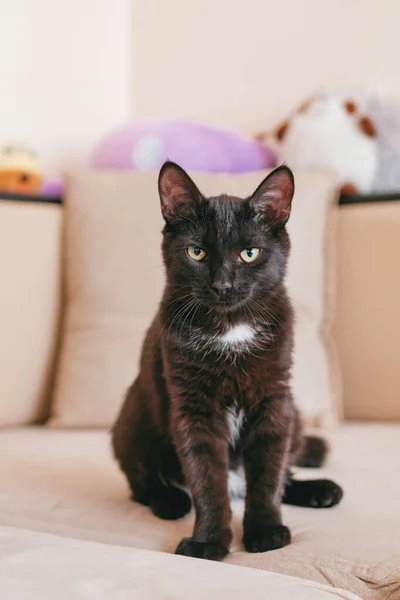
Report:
112,162,343,562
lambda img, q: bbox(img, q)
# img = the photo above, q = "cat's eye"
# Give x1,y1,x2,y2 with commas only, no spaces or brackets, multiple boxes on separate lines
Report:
187,246,207,261
240,248,260,263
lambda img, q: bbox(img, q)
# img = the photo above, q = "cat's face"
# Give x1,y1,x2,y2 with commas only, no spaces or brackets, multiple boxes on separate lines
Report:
158,162,294,312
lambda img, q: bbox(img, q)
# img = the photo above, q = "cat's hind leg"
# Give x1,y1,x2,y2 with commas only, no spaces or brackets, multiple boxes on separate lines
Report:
286,411,343,507
116,437,192,520
283,476,343,508
148,444,192,520
295,435,330,468
112,381,191,520
117,443,192,520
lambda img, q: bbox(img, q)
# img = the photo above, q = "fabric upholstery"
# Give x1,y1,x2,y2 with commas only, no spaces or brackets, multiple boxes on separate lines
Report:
334,201,400,420
0,424,398,599
0,200,61,426
0,526,361,600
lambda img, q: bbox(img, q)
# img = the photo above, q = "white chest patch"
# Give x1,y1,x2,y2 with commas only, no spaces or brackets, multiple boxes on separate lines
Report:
228,469,246,499
227,405,245,445
192,322,259,360
219,324,255,346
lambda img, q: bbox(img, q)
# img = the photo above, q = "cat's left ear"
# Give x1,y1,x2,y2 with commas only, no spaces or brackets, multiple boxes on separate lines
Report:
158,161,201,224
249,166,294,228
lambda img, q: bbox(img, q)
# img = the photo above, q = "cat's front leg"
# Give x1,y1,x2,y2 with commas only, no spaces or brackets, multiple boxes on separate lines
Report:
171,397,232,561
241,395,292,553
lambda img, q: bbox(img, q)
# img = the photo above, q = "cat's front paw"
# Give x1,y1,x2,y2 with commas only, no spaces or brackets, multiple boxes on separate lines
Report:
243,524,291,553
175,538,229,561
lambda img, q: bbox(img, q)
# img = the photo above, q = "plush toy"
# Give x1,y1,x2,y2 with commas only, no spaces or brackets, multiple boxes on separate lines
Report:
0,144,44,194
256,95,378,195
41,179,63,197
364,90,400,193
90,118,276,173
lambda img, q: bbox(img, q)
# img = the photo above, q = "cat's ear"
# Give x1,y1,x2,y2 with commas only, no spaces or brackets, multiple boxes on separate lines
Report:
249,166,294,228
158,161,201,224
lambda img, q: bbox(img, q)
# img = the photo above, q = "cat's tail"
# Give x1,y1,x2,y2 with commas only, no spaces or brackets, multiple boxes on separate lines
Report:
296,435,329,468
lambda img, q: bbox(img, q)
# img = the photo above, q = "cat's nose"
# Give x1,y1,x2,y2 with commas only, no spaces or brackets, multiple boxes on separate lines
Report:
211,281,233,299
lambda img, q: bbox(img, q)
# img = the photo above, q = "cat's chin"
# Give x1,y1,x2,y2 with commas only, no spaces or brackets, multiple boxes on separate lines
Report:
195,291,252,314
203,298,248,314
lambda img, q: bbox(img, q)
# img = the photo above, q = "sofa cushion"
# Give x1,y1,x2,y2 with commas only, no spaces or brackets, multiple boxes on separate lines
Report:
0,200,62,426
334,202,400,420
0,424,398,599
0,526,361,600
51,168,341,428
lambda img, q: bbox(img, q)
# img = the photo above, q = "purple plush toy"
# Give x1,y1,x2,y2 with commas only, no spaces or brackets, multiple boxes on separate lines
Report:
41,179,64,197
90,119,275,173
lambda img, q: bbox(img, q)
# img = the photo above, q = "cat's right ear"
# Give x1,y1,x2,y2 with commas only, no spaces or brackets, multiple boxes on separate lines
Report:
249,165,295,229
158,161,201,224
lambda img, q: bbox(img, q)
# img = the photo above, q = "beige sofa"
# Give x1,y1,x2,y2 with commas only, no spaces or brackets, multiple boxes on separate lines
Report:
0,180,399,600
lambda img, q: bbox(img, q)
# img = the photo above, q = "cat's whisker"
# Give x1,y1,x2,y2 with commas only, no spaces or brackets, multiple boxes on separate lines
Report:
164,292,194,311
177,299,200,358
166,303,194,337
188,300,202,341
162,297,197,343
251,297,285,329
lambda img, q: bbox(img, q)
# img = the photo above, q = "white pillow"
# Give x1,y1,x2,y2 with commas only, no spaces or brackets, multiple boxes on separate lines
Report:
51,169,341,427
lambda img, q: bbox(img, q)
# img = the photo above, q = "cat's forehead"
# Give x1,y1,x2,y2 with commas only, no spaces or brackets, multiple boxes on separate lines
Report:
205,194,247,234
172,192,264,245
207,194,245,212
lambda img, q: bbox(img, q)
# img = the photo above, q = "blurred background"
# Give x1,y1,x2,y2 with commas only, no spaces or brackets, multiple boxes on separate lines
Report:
1,0,400,440
1,0,399,177
0,3,400,597
1,1,400,433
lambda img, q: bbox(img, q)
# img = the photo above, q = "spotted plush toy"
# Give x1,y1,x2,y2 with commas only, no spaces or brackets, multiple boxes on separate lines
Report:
256,95,378,195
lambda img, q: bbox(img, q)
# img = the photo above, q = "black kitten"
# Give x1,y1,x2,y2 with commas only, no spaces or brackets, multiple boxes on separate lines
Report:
112,162,343,561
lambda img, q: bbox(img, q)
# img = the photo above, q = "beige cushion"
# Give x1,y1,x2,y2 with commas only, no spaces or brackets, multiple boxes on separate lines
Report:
334,202,400,420
0,200,61,426
0,526,361,600
51,169,340,427
0,424,398,599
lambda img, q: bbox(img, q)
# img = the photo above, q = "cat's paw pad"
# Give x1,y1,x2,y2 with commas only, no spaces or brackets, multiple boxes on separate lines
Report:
306,479,343,508
243,524,291,553
175,538,229,561
151,485,191,520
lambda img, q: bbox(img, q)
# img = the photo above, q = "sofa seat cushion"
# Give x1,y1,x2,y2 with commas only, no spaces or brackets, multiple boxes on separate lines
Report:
0,526,361,600
0,424,399,600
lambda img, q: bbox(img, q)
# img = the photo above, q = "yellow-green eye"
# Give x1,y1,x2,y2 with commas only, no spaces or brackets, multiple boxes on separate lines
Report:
240,248,260,263
187,246,207,261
